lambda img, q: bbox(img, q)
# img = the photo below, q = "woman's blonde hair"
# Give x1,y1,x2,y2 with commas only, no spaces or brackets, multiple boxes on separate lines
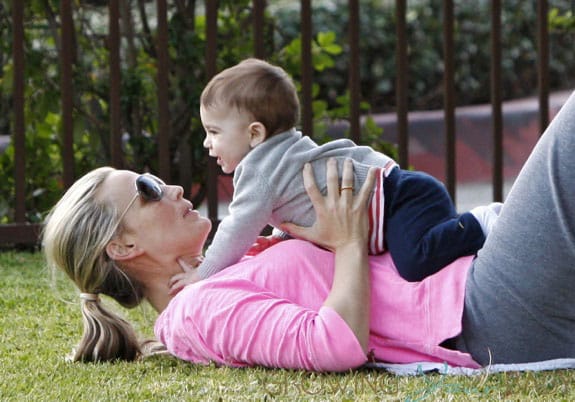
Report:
43,166,150,362
200,58,300,137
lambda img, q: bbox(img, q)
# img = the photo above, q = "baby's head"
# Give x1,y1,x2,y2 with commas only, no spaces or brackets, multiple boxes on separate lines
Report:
200,58,300,139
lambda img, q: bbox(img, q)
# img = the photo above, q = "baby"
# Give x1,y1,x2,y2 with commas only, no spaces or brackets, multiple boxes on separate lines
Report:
171,58,500,289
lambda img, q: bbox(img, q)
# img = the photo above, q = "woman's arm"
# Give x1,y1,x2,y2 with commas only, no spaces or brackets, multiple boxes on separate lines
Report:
281,158,376,352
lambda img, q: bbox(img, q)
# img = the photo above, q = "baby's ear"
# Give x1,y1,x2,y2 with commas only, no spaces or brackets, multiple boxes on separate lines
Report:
248,122,267,148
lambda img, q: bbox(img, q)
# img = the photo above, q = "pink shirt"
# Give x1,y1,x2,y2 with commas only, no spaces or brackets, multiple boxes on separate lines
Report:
155,240,480,372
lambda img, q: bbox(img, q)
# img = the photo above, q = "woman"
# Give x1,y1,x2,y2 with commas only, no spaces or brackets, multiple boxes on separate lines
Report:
43,91,575,371
44,157,381,369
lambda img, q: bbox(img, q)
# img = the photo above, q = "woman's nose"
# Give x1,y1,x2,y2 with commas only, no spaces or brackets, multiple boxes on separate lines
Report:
166,185,184,200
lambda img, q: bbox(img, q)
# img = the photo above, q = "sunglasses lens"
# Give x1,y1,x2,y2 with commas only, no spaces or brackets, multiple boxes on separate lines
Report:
136,175,163,201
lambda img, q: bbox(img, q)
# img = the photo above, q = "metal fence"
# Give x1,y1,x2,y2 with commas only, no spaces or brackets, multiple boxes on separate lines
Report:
3,0,555,246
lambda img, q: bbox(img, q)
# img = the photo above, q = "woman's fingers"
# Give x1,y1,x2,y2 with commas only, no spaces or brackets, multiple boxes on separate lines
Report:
325,158,340,201
302,162,323,207
281,160,332,242
280,158,376,252
282,158,372,252
279,221,307,239
339,159,355,203
356,166,377,207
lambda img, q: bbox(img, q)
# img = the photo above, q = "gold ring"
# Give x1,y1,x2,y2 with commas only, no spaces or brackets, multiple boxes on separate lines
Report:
340,186,354,192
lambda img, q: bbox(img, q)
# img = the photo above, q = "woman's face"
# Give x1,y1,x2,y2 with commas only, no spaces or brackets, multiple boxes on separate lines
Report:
103,170,212,267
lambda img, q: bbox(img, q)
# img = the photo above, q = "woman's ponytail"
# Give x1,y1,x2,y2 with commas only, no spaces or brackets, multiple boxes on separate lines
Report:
72,296,141,362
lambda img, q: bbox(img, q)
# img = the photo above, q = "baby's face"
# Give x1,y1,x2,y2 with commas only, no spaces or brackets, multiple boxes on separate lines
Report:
200,105,254,174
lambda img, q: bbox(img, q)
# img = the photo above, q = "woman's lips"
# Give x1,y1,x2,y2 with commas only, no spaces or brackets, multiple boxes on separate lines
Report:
183,204,198,218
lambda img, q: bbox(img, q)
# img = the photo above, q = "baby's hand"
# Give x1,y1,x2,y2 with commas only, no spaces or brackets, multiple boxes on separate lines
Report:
245,235,283,256
169,255,203,295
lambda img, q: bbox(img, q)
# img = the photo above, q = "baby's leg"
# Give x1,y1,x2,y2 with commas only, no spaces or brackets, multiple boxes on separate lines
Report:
384,170,485,281
458,91,575,364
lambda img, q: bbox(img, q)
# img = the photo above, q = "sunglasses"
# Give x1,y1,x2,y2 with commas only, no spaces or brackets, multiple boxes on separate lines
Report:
135,174,164,201
116,174,165,227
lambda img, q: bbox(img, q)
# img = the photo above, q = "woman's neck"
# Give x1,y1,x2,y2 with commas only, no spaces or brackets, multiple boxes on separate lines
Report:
143,279,174,312
125,254,203,312
124,258,178,313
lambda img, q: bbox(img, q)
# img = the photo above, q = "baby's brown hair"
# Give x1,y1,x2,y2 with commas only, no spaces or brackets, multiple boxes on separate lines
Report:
200,58,300,137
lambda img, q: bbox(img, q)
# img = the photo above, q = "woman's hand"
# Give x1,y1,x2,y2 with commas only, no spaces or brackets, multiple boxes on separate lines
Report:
281,158,376,352
280,158,376,252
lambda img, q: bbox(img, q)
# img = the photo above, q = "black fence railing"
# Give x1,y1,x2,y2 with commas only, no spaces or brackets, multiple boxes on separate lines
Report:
2,0,559,246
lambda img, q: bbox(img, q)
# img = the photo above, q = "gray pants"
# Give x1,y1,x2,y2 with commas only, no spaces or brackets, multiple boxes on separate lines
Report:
456,91,575,365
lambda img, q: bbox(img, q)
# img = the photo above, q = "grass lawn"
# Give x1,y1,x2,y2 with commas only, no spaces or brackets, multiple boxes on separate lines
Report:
1,251,574,401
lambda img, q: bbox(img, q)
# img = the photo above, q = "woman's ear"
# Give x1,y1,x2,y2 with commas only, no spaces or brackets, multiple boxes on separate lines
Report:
248,122,267,148
106,239,144,261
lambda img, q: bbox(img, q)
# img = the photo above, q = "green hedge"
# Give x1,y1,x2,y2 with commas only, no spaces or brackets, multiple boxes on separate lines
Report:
273,0,575,112
0,0,573,223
